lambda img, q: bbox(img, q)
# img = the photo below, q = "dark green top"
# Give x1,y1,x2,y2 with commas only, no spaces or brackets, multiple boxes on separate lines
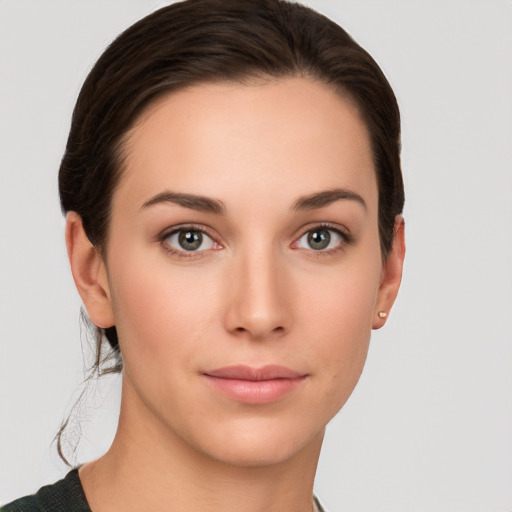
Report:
1,469,90,512
1,469,326,511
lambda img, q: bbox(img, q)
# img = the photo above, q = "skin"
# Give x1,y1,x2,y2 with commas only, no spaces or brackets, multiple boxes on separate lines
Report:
66,77,405,512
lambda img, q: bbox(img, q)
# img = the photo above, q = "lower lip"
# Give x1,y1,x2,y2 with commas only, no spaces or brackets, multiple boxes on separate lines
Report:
203,376,305,404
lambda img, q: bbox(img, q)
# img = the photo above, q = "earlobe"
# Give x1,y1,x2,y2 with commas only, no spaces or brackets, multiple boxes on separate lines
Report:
373,216,406,330
65,212,115,329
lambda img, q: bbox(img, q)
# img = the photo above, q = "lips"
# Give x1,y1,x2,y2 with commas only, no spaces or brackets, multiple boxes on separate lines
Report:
203,365,307,404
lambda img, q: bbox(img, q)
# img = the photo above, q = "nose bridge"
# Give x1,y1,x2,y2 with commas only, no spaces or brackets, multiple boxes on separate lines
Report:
224,240,290,339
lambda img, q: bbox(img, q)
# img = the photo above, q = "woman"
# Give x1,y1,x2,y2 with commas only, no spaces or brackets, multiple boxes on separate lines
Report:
2,0,404,510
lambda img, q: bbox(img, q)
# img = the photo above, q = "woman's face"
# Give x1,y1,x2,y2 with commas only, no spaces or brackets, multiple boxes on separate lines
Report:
83,77,401,466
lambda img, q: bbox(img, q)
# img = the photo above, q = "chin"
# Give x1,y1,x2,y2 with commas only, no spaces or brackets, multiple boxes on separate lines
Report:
186,415,326,469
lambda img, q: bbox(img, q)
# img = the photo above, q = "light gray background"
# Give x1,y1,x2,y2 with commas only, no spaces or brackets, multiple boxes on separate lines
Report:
1,1,511,511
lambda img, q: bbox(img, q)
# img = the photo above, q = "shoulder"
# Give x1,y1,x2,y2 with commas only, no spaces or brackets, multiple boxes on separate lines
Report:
0,495,40,512
1,469,91,512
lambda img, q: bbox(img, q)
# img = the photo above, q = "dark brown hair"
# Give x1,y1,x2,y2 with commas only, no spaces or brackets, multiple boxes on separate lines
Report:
57,0,404,461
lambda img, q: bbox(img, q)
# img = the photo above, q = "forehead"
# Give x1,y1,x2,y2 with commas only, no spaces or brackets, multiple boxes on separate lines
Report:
117,77,377,213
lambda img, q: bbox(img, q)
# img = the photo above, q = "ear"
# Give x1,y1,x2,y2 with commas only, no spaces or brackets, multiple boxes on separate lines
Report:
373,216,406,329
65,212,115,329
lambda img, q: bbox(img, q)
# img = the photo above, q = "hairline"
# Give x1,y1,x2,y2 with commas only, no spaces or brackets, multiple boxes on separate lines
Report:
99,71,379,257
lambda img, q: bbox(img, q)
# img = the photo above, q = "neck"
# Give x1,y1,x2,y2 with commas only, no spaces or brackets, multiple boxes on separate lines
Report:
79,378,323,512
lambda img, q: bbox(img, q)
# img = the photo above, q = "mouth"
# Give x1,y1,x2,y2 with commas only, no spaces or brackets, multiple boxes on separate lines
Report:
203,365,307,404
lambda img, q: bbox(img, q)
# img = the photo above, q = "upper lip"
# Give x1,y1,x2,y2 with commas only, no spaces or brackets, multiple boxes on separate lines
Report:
204,365,306,381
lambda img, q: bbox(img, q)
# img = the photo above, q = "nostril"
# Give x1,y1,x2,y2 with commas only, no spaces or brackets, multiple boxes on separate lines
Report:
231,324,285,338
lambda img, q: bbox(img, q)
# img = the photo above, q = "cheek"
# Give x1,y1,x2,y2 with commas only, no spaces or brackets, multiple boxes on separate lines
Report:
297,252,381,402
107,251,221,371
299,247,381,339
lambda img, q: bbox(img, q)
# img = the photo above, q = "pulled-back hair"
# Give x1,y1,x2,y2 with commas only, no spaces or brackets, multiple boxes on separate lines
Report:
57,0,403,461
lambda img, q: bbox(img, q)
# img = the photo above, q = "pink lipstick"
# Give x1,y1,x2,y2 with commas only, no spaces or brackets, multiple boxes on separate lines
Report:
203,365,307,404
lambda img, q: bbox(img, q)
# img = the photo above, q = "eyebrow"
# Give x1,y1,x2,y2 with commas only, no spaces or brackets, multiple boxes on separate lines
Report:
140,187,366,215
140,191,225,214
291,188,367,212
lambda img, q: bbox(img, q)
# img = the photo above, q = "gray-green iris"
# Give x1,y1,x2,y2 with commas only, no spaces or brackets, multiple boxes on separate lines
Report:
179,230,203,251
307,229,330,250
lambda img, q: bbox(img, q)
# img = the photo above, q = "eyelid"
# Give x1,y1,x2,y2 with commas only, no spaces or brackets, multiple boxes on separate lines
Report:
155,221,352,258
294,222,352,241
291,222,353,253
158,221,219,238
157,223,222,257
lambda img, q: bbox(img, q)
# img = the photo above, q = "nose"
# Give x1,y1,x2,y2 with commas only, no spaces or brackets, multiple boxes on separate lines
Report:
223,247,291,340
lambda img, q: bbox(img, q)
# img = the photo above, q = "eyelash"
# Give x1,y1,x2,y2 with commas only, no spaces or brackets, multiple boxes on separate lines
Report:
158,224,221,259
293,223,353,257
157,222,353,259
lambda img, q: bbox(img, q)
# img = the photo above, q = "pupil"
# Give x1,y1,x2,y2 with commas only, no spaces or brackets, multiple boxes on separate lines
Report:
308,229,330,250
179,230,202,251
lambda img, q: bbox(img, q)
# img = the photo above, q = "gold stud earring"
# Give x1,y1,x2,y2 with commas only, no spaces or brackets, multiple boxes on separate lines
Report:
378,311,387,319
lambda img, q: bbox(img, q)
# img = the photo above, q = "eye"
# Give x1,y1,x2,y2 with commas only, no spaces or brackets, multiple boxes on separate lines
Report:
164,229,215,252
295,227,345,251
